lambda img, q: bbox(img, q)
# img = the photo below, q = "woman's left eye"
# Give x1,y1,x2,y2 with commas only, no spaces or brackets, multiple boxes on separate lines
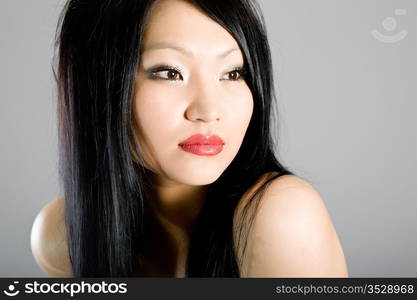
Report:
223,68,247,81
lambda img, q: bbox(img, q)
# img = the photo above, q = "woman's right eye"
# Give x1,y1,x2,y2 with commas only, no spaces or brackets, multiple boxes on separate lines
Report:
149,67,183,81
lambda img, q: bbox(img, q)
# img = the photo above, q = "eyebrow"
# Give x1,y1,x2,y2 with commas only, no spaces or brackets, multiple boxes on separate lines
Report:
141,42,240,58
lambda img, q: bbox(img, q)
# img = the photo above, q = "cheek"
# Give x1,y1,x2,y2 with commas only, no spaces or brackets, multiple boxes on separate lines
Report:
228,86,254,137
133,87,183,154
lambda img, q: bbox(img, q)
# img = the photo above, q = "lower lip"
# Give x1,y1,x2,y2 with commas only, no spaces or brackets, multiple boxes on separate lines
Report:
178,144,224,156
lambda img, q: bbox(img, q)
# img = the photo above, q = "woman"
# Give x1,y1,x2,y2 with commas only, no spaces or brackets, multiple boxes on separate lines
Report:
30,0,349,277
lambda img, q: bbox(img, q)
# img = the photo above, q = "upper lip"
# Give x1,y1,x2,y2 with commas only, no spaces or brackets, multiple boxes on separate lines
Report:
179,134,225,145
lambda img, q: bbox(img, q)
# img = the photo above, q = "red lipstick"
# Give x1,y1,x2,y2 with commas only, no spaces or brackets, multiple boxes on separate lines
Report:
178,134,225,156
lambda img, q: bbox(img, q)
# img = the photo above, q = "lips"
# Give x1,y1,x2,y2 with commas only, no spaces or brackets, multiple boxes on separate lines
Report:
178,134,225,156
179,134,224,145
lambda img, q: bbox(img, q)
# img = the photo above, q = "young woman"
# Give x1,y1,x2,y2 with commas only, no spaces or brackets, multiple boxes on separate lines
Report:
30,0,349,277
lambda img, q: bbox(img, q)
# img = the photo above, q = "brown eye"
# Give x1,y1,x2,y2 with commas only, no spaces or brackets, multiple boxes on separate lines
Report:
222,67,246,81
228,70,241,81
165,70,181,80
148,65,183,81
153,69,182,80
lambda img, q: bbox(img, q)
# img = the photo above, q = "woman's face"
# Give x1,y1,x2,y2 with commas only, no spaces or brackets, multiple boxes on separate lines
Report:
133,0,253,186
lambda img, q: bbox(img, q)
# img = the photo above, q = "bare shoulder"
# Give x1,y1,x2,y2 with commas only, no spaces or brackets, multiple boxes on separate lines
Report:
30,196,73,277
233,172,285,263
236,174,349,277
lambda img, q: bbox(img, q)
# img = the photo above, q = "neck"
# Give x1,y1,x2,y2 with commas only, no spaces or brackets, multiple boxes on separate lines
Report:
146,172,209,253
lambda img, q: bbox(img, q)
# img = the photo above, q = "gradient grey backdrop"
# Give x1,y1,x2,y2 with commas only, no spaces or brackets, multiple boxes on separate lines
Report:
0,0,416,277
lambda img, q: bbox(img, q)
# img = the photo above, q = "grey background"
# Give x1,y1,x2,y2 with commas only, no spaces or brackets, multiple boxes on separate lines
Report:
0,0,415,277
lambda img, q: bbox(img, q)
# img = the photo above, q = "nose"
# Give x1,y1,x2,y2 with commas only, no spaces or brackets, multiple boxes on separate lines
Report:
184,76,221,123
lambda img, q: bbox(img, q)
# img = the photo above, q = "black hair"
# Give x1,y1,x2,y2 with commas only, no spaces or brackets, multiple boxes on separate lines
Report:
55,0,296,277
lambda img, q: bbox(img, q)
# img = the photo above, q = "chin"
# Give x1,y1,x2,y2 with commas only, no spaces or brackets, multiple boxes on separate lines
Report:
168,166,225,186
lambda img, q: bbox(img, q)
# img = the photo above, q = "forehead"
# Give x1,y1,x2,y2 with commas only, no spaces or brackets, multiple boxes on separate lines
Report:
141,0,242,59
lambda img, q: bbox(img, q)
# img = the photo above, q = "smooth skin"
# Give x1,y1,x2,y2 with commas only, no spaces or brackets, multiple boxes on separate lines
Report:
31,174,349,277
31,0,348,277
131,0,253,276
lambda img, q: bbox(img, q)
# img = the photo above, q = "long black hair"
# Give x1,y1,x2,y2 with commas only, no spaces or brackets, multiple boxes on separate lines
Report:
55,0,295,277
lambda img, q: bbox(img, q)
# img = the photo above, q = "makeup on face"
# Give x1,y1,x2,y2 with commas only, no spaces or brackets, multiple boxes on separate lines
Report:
178,134,225,156
132,0,253,186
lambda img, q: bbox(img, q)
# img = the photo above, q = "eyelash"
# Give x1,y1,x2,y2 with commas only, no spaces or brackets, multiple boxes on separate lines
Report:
147,64,247,82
